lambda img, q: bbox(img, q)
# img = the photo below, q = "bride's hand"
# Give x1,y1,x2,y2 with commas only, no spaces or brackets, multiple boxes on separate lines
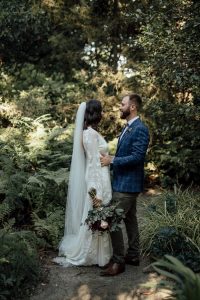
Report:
92,197,102,208
100,154,113,167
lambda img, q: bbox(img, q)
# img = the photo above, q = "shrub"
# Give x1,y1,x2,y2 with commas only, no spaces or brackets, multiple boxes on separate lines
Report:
150,227,200,272
0,230,40,300
32,207,65,249
140,188,200,271
146,99,200,187
0,115,70,253
153,255,200,300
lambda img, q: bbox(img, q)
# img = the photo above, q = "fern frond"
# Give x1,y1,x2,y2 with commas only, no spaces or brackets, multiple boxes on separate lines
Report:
39,168,68,185
0,200,14,224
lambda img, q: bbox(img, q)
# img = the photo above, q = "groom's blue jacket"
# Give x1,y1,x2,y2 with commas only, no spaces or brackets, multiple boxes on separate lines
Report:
112,118,149,193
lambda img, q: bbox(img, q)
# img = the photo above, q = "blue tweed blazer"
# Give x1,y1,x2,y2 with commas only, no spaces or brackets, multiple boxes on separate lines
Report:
112,118,149,193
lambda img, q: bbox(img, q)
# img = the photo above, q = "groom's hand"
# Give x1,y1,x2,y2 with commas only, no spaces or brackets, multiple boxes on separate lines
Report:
100,154,113,167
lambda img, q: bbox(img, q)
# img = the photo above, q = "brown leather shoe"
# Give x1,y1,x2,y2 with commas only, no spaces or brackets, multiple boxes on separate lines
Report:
99,261,113,270
100,263,125,276
125,256,140,266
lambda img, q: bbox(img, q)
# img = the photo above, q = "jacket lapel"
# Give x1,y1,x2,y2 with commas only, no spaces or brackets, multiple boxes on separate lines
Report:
116,118,140,155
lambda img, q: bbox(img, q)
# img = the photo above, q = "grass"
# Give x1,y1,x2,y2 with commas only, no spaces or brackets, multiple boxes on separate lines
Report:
139,187,200,254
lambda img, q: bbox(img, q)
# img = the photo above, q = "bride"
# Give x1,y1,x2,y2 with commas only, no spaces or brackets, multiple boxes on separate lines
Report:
54,100,112,267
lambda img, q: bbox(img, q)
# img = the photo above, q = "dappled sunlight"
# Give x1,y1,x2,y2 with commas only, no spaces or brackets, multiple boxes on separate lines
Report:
0,102,21,119
67,272,171,300
0,127,22,143
48,125,74,142
18,87,50,117
146,162,156,172
116,272,172,299
144,188,162,196
70,284,95,300
42,0,57,8
27,124,49,153
116,291,136,300
20,90,29,99
137,272,172,299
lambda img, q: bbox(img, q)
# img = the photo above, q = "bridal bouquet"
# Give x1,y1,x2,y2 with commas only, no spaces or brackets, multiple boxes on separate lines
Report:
85,188,125,233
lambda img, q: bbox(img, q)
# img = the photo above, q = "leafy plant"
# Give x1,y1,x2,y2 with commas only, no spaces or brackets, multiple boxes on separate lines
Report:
140,188,200,271
153,255,200,300
150,227,200,272
164,193,177,214
32,208,65,249
145,100,200,187
85,189,125,233
0,230,40,299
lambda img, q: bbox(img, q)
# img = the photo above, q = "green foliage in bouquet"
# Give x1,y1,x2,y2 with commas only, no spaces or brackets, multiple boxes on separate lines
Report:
85,188,125,233
85,203,125,233
0,230,41,300
153,255,200,300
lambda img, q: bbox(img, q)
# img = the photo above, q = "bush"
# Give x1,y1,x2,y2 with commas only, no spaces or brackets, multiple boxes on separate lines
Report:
146,99,200,187
140,188,200,271
0,113,70,246
0,230,40,300
32,207,65,249
150,227,200,272
153,255,200,300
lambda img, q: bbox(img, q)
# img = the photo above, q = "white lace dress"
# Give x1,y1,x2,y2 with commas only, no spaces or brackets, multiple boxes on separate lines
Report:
54,127,112,267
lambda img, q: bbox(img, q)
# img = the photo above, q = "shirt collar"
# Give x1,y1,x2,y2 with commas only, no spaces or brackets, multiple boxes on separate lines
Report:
127,116,139,127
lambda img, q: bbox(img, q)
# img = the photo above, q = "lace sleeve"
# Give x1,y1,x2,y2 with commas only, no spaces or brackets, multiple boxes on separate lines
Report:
83,129,103,200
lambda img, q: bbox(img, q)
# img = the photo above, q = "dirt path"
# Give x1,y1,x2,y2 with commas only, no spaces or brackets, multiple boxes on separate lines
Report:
30,191,171,300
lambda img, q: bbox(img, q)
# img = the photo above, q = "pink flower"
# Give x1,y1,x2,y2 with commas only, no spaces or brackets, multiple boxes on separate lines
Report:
100,220,108,229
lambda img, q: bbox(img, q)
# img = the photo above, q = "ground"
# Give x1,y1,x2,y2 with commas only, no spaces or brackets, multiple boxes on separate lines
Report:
30,190,172,300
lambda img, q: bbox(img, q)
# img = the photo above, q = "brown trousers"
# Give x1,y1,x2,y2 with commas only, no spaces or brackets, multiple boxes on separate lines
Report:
110,192,139,264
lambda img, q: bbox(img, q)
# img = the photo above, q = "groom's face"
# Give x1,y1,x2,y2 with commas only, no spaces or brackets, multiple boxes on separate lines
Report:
120,96,131,119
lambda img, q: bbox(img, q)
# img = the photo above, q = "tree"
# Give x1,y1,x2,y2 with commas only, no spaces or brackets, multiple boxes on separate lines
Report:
139,0,200,101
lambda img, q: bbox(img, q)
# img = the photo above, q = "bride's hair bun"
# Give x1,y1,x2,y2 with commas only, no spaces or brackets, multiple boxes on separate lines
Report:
84,99,102,129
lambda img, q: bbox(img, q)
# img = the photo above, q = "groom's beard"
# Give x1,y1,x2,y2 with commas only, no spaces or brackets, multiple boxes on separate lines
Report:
120,107,131,119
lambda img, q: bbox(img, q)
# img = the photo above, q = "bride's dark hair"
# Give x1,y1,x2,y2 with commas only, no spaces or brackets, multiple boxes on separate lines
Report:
84,99,102,129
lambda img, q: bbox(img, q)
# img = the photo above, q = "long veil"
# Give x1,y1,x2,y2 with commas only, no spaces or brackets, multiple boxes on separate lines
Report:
59,102,86,255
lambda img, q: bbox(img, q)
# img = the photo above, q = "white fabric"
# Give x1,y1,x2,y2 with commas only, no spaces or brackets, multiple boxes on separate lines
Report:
54,122,112,267
64,102,87,235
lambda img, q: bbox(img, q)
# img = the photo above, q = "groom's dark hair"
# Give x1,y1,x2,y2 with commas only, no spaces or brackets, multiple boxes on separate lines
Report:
84,99,102,129
129,93,142,111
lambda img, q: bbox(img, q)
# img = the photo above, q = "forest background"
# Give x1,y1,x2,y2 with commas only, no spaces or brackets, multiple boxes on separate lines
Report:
0,1,200,299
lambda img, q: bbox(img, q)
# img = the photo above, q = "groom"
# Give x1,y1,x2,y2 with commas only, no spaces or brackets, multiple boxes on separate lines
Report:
100,93,149,276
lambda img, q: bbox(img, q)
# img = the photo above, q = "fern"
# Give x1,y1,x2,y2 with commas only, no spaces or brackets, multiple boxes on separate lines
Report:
0,230,40,299
28,176,46,188
39,168,69,185
32,208,65,249
0,201,12,223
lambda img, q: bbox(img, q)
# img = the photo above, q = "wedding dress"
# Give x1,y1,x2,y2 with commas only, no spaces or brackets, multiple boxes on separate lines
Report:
54,103,112,267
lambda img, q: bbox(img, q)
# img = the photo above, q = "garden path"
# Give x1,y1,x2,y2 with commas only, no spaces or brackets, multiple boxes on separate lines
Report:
30,190,171,300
